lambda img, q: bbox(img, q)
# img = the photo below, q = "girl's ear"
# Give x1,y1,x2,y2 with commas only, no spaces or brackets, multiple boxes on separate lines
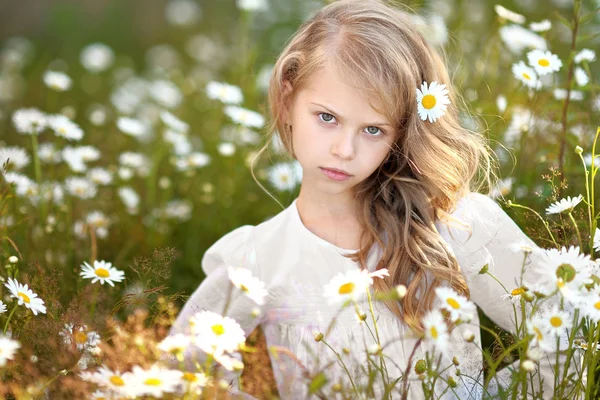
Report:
282,80,293,123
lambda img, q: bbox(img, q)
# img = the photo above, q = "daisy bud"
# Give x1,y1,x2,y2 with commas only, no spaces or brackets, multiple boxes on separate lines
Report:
396,284,407,299
452,357,460,366
520,359,535,372
8,256,18,264
414,359,427,374
463,329,475,343
455,368,461,376
523,291,535,302
313,332,324,342
332,383,342,392
357,312,367,322
478,264,489,274
218,379,230,390
575,146,583,154
342,347,351,355
367,344,382,355
526,347,543,362
447,376,457,388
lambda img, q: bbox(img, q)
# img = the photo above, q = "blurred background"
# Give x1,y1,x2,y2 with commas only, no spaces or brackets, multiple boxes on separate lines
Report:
0,0,598,302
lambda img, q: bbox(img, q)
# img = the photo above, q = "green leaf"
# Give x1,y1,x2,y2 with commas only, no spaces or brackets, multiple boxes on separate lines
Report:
579,8,600,25
555,12,573,30
578,31,600,42
308,372,328,394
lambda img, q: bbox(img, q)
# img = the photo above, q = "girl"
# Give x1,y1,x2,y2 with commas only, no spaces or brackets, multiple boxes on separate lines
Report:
169,0,563,398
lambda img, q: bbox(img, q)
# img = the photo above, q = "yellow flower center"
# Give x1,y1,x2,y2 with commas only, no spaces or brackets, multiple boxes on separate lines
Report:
550,316,563,328
239,284,249,292
595,301,600,310
110,375,125,386
511,287,527,296
446,298,460,309
18,291,31,304
144,378,162,386
212,324,225,336
280,174,289,183
59,127,67,134
533,326,543,341
95,268,110,278
421,94,436,109
556,263,576,283
74,331,88,344
338,282,355,295
522,72,532,80
538,59,550,67
183,372,197,382
429,326,438,339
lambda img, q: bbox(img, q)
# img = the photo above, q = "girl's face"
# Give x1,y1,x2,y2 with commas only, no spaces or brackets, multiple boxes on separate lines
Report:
285,61,397,199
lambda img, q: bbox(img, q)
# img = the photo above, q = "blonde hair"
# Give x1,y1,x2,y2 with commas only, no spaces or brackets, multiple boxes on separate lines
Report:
258,0,495,332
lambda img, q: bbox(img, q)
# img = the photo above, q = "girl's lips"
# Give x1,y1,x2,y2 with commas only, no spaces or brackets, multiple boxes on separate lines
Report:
320,167,352,181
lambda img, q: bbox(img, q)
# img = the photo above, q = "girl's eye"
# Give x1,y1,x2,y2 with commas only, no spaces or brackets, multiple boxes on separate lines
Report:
364,126,383,136
318,112,336,124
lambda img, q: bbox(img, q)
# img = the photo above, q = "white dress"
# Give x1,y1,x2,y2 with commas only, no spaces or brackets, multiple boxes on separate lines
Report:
168,192,561,399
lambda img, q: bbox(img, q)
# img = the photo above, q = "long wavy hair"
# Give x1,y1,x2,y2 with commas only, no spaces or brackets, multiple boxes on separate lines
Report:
256,0,496,332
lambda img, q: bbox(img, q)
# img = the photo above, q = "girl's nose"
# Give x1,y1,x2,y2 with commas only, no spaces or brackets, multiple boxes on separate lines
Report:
330,129,356,160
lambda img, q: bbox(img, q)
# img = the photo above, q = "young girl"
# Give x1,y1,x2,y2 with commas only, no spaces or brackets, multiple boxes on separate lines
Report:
169,0,562,398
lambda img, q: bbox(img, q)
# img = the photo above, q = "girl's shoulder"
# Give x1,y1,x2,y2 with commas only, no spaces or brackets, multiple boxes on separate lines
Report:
436,192,504,257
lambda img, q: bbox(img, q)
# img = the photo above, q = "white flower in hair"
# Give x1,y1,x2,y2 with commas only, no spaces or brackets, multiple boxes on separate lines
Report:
416,81,450,123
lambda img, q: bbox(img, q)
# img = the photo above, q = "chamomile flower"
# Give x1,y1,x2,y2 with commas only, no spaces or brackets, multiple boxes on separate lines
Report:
538,246,592,296
43,71,72,92
435,286,476,322
47,114,84,141
160,110,189,133
80,260,125,286
118,186,140,213
499,24,547,54
224,106,265,129
158,333,191,355
38,142,62,163
323,269,373,305
128,364,183,398
511,61,542,89
553,88,584,101
179,371,210,394
87,167,113,185
545,194,583,214
267,162,300,191
206,81,243,104
0,301,6,314
0,146,30,170
217,142,236,157
80,43,115,73
416,81,450,123
543,305,572,336
12,108,47,135
116,117,147,137
527,316,556,353
574,49,596,64
594,228,600,253
149,79,183,109
527,49,562,75
227,267,268,305
529,20,551,32
189,310,246,356
581,285,600,322
422,309,449,353
59,323,101,351
4,278,46,315
81,366,134,396
65,177,97,199
0,336,21,366
575,67,589,86
493,5,525,24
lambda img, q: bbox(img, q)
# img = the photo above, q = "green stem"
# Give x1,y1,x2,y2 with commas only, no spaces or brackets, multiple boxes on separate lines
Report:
3,303,18,334
321,339,358,394
508,202,558,246
568,212,583,249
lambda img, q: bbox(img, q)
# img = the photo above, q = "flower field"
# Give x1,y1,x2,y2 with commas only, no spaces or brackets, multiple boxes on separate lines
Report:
0,0,599,398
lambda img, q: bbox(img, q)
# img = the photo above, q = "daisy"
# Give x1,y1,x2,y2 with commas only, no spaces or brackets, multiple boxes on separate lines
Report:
527,49,562,75
43,71,72,92
118,186,140,213
575,67,589,86
323,269,373,305
217,142,236,157
493,5,525,24
62,147,87,172
224,106,265,129
574,49,596,64
267,162,301,191
38,142,62,163
87,167,113,185
47,114,84,141
553,88,584,101
65,177,97,199
581,285,600,322
86,211,111,238
59,323,101,351
119,152,147,169
12,108,47,135
80,260,125,286
77,145,101,162
422,309,449,353
206,81,243,104
511,61,542,90
148,80,182,109
543,305,572,337
213,352,244,371
179,371,210,394
81,366,134,396
164,0,201,27
0,336,21,366
501,286,528,305
499,24,547,54
0,301,6,314
158,333,191,355
160,110,189,133
545,194,583,214
237,0,268,11
116,117,147,137
435,287,476,322
538,246,592,294
526,316,556,353
594,228,600,253
0,146,30,170
416,81,450,123
189,310,246,356
529,20,551,32
227,267,268,305
163,200,193,221
80,43,114,73
4,278,46,315
128,364,183,398
175,152,211,171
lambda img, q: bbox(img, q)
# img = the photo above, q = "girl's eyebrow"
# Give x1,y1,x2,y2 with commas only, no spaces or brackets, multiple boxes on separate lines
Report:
309,102,392,127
